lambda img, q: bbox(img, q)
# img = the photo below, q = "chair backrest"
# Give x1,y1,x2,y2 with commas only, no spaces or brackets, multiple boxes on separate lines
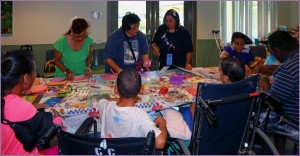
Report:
58,128,156,155
45,50,54,61
189,75,259,155
249,45,267,59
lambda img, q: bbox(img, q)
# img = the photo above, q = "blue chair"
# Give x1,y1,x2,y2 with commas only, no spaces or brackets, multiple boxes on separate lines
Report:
189,75,259,154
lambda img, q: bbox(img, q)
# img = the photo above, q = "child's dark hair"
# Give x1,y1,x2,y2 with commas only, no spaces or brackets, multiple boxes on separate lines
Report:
121,12,141,31
1,50,35,122
66,18,89,34
117,69,141,98
231,32,253,44
220,57,245,82
163,9,180,30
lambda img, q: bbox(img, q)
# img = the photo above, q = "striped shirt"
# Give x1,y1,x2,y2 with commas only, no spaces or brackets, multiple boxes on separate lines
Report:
269,52,299,129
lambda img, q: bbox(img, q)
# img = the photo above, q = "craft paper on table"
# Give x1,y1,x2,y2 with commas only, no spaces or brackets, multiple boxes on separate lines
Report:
50,77,66,82
169,75,184,84
44,97,64,107
30,85,47,94
100,74,117,81
73,75,89,82
159,66,170,75
139,71,150,77
34,77,41,85
48,79,68,86
186,87,197,96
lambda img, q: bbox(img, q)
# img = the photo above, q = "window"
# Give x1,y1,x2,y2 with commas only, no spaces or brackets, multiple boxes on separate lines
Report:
220,1,277,45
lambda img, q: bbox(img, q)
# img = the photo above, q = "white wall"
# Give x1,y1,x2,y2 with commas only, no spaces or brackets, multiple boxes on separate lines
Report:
196,1,220,40
1,1,107,45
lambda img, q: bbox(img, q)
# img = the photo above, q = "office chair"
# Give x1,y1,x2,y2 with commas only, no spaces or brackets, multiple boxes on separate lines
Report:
189,75,259,154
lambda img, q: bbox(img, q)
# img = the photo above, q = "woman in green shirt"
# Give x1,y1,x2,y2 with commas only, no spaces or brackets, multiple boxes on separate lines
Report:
53,17,93,81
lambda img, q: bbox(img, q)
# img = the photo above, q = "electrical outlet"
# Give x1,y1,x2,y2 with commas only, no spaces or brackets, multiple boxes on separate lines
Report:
95,40,101,44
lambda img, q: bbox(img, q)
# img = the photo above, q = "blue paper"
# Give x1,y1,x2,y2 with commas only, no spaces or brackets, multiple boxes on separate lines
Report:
44,97,63,107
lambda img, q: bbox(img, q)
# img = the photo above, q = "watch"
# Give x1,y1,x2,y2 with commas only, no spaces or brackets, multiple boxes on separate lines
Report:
64,69,69,75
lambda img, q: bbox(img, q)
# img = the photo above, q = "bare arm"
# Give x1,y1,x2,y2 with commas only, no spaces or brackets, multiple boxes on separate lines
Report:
220,51,229,60
105,58,123,74
53,49,74,80
151,43,160,56
84,45,93,77
185,52,193,70
153,116,167,149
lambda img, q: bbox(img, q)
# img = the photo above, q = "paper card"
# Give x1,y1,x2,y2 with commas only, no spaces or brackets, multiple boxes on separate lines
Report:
169,75,184,84
48,79,68,86
159,66,170,75
100,74,117,81
73,75,89,82
50,77,66,82
30,85,47,94
139,71,150,77
186,87,197,96
44,97,64,107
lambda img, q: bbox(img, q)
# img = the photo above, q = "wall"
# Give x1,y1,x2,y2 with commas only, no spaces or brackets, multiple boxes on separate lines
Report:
277,1,299,30
1,1,107,45
196,1,220,67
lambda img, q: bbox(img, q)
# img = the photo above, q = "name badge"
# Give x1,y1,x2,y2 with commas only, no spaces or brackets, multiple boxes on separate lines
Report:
166,54,173,66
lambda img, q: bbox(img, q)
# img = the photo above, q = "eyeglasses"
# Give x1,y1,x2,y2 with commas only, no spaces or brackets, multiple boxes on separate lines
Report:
164,19,175,23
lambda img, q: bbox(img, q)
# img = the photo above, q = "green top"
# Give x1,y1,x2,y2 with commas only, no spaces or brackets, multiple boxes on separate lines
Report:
54,35,93,77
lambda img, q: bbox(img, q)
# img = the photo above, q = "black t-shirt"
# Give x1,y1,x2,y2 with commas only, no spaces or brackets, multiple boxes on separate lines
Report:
152,25,193,69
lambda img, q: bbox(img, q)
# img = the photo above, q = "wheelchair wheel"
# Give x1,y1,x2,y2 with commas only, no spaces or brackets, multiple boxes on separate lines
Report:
251,127,279,155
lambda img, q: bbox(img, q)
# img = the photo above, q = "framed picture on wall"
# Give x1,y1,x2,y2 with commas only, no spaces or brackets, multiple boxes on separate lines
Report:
1,1,13,34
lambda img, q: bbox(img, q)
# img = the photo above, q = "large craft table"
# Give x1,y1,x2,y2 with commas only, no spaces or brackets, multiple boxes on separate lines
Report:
36,67,220,133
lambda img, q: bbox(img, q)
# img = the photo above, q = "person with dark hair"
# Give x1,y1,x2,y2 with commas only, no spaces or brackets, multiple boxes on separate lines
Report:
259,30,299,154
219,56,246,83
152,9,193,70
95,69,167,149
1,50,61,154
53,17,93,81
104,12,150,74
180,57,246,132
220,32,257,76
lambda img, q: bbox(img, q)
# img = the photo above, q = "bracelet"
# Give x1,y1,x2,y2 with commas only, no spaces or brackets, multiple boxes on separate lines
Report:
64,68,69,75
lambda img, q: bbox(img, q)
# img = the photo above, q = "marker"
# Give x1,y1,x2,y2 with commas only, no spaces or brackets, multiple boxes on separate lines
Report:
91,86,101,89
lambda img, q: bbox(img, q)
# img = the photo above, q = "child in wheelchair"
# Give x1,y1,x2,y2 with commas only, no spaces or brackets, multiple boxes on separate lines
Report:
94,69,167,149
179,56,246,133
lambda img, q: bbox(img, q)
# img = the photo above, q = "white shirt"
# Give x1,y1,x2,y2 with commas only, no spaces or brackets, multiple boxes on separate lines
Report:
96,99,161,138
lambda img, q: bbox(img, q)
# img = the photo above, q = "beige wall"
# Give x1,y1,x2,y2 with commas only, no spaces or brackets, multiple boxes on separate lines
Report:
277,1,299,30
1,1,107,45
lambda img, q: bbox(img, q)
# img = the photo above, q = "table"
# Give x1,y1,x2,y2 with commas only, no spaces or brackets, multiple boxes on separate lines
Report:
34,67,221,133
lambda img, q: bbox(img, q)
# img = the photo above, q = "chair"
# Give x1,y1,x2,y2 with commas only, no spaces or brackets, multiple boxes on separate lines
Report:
58,118,155,155
189,75,259,154
249,45,267,59
43,50,55,78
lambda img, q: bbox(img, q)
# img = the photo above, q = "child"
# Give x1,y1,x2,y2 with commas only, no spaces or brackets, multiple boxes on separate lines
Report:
220,32,256,76
1,50,61,155
180,57,246,131
96,69,167,149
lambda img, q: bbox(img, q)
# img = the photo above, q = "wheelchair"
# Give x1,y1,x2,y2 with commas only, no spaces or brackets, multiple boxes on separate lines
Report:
38,117,156,155
161,75,275,155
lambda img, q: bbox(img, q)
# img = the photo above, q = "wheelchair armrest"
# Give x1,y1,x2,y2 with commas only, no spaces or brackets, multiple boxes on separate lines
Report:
74,117,96,136
144,130,155,155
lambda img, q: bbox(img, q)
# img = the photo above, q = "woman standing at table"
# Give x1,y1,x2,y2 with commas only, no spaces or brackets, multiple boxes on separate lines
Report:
53,17,93,81
151,9,193,70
